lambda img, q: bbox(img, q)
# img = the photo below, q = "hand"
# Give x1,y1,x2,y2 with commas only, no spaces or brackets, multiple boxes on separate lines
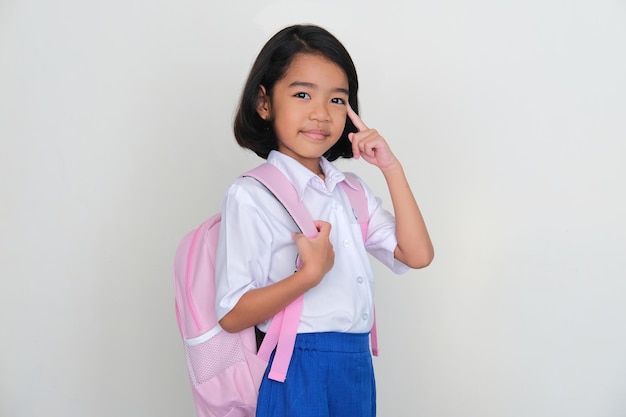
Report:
292,221,335,288
347,104,398,170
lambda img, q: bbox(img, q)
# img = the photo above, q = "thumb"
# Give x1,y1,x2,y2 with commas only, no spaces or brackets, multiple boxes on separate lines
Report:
314,221,331,237
292,231,305,243
348,133,360,159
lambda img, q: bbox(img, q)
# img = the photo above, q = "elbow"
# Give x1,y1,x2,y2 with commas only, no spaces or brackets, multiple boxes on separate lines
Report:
406,253,434,269
218,315,242,334
218,292,260,333
397,246,435,269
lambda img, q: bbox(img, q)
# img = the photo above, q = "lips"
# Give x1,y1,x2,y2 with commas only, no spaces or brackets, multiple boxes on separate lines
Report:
301,129,330,141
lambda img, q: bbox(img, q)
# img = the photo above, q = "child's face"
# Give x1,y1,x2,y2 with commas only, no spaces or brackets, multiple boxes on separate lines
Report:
258,53,349,173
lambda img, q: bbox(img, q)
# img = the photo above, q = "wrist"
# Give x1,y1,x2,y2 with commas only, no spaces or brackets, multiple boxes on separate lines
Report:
294,265,324,290
380,159,403,176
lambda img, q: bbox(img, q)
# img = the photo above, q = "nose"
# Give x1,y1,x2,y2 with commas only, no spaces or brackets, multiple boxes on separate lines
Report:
309,101,330,122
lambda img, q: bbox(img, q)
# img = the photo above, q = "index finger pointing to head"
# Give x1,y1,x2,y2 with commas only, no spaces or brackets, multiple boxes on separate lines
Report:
347,103,368,132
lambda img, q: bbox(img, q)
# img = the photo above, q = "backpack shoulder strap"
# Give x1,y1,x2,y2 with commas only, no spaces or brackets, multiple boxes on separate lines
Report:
243,163,318,238
242,164,378,368
338,172,369,241
338,173,379,356
240,163,314,382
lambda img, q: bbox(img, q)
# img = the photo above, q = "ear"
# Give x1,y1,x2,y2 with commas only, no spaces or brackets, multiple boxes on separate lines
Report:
256,85,271,120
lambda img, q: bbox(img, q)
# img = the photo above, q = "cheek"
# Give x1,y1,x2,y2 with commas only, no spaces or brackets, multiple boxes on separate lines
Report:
272,111,296,132
337,115,348,135
270,112,298,142
334,110,348,131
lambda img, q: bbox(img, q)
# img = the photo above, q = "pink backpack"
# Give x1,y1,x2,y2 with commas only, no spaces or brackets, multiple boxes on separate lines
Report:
173,163,374,417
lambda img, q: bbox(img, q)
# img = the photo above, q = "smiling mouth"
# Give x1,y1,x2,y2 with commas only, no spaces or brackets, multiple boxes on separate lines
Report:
301,129,330,140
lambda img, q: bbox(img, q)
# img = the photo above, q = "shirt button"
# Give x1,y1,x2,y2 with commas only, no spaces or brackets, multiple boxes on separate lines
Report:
362,313,369,321
357,276,364,284
343,239,350,247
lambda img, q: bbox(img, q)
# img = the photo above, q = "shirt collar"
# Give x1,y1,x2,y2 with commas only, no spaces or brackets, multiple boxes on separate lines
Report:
319,156,360,191
267,151,358,200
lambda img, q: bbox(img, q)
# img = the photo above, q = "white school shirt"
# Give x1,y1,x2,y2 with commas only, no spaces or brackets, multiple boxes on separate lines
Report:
215,151,409,333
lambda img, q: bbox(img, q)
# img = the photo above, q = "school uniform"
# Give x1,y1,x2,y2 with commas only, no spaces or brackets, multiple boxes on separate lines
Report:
215,150,409,416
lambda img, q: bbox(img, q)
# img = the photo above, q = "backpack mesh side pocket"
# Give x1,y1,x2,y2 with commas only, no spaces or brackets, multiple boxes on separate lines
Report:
184,330,246,385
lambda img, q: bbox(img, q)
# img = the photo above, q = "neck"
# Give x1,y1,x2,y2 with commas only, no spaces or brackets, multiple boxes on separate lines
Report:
275,150,324,178
306,161,324,179
295,156,323,177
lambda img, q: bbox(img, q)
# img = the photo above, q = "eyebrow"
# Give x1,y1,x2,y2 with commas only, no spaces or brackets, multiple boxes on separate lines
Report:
288,81,349,96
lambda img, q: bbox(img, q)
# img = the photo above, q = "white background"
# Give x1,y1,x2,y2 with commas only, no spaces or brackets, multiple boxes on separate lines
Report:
1,1,625,416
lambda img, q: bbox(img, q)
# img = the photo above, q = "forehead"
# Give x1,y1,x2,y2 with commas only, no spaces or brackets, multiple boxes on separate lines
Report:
281,53,348,88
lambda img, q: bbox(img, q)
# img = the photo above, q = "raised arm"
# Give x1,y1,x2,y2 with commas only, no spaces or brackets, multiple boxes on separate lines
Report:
347,104,434,269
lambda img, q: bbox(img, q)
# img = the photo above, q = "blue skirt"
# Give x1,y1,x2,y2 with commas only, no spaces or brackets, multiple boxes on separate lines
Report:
256,332,376,417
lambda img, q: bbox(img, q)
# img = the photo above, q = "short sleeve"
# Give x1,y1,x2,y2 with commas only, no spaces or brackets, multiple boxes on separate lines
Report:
214,178,274,321
358,179,410,274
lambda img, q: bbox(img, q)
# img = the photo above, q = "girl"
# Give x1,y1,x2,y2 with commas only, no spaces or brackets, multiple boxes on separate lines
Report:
215,24,434,417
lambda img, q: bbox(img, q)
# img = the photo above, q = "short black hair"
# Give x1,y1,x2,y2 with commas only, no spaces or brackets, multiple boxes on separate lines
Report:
233,24,359,161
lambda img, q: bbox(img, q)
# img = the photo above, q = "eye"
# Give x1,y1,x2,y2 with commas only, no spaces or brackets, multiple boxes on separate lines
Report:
331,97,346,104
294,92,310,99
